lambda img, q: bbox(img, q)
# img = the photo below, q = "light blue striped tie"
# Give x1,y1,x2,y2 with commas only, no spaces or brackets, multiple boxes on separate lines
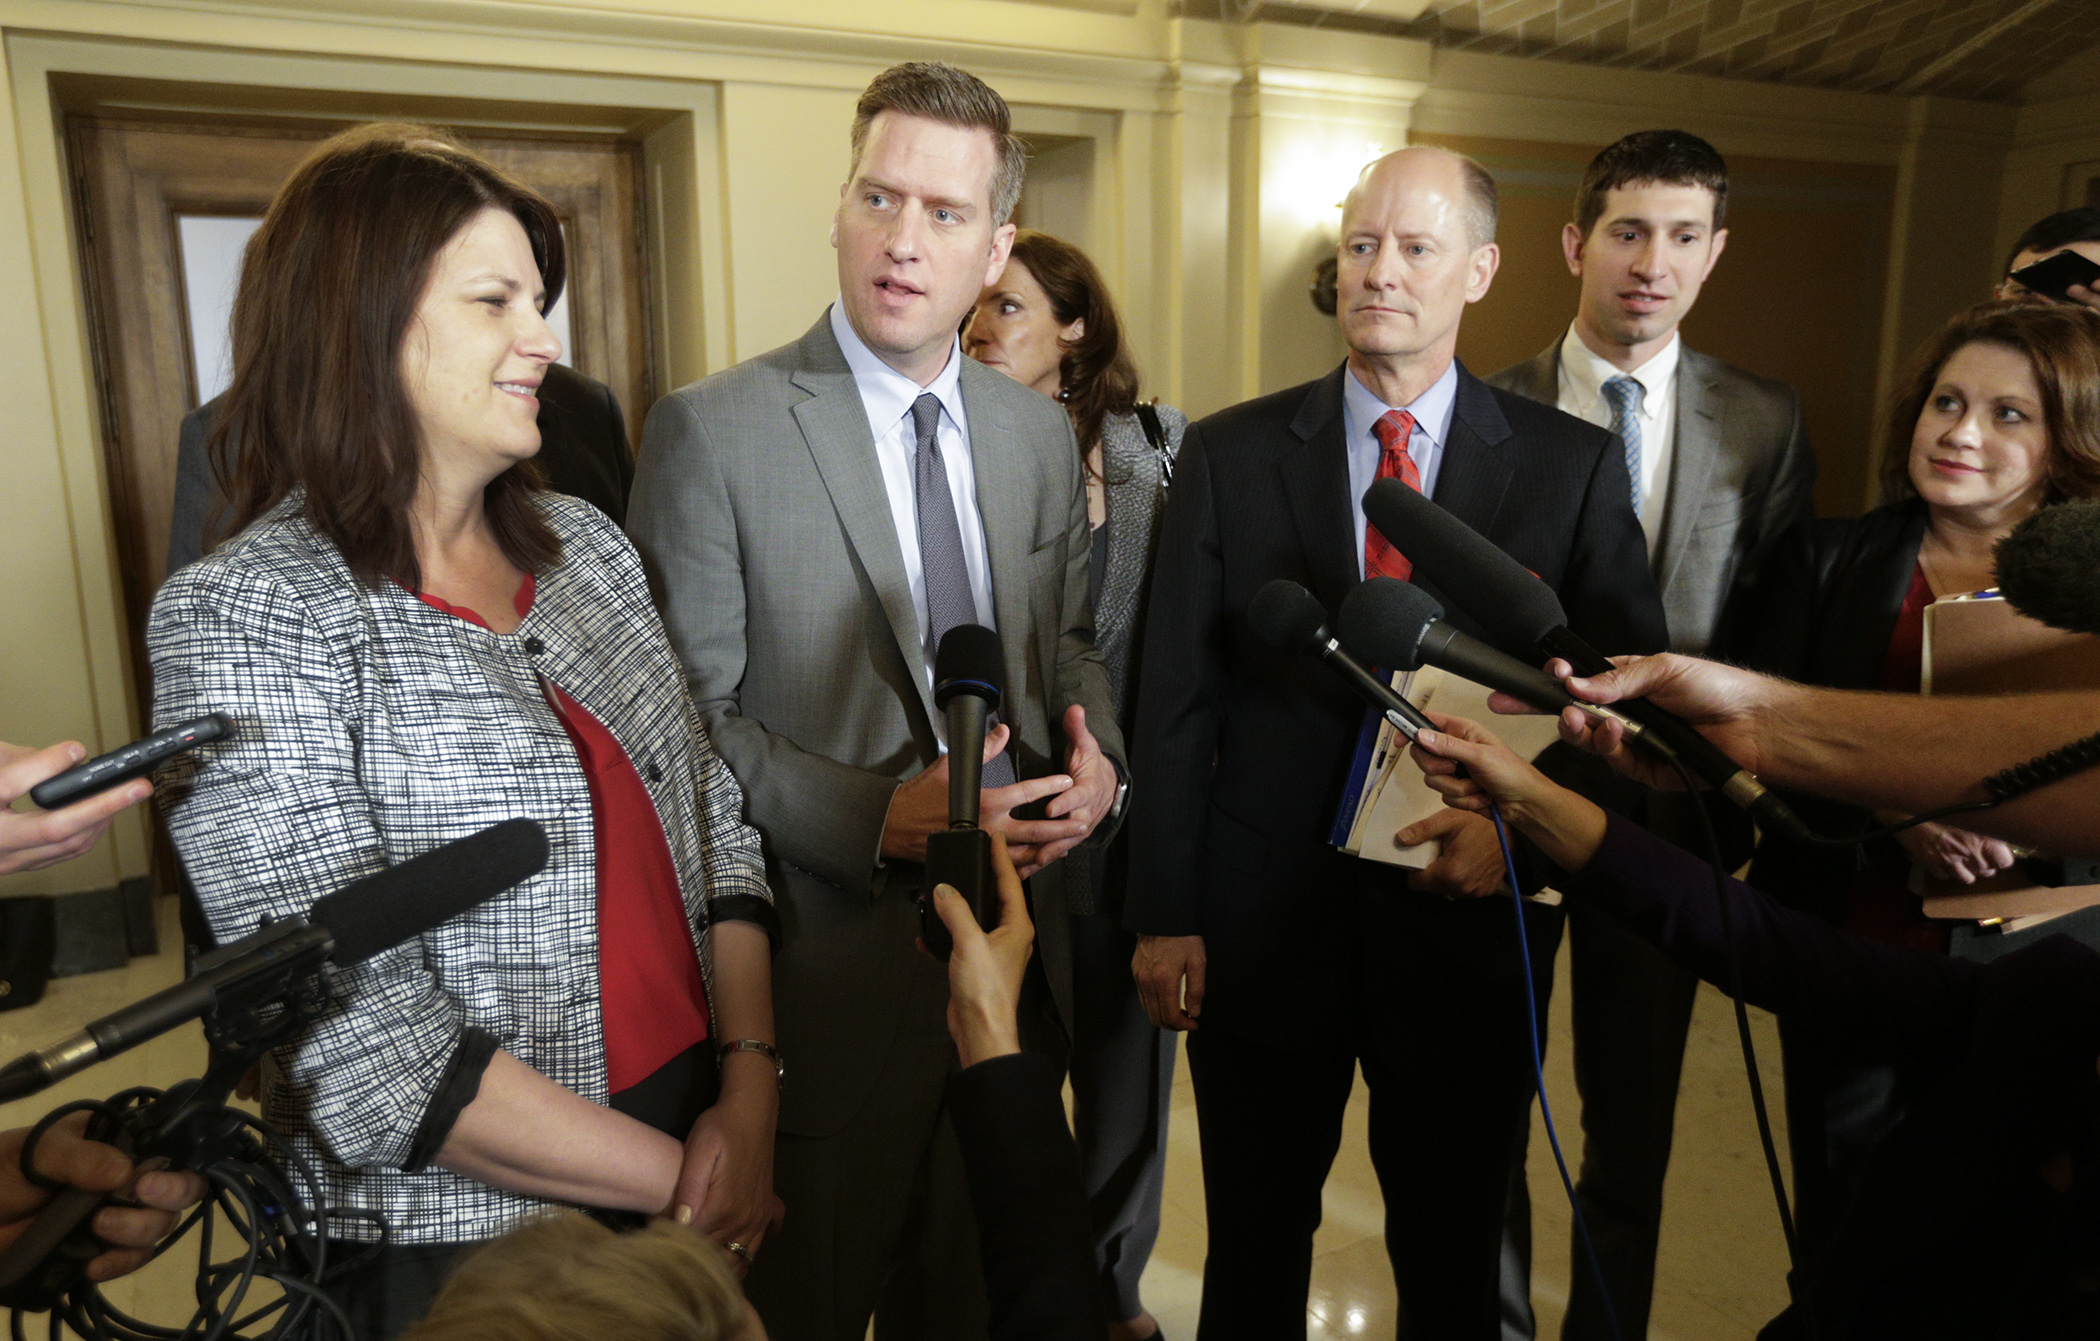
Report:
1600,375,1644,513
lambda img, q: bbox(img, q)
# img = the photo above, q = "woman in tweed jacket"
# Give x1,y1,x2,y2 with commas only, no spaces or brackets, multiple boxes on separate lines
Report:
146,127,777,1336
965,230,1185,1341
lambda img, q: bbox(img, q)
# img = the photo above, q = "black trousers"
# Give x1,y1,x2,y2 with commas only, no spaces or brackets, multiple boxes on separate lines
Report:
1500,900,1700,1341
1186,833,1559,1341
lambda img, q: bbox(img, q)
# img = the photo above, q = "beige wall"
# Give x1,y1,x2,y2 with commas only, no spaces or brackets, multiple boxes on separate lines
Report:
0,0,2048,896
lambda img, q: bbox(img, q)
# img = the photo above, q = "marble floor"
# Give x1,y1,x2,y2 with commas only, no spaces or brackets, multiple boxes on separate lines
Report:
2,897,1796,1338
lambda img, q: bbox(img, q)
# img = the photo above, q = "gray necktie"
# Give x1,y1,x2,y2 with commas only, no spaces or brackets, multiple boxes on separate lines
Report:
1600,375,1644,513
910,393,1014,787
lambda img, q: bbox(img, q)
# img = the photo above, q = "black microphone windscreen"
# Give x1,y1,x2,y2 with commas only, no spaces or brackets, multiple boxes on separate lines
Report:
1337,579,1444,672
1996,500,2100,637
1361,479,1567,651
312,818,549,965
1248,580,1329,654
933,624,1006,710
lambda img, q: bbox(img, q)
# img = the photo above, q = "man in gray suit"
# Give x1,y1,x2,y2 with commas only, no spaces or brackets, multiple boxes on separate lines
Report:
1486,130,1815,1341
627,62,1124,1341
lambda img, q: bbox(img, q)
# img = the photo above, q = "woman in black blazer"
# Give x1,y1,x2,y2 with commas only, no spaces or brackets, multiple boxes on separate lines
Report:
1738,298,2100,1258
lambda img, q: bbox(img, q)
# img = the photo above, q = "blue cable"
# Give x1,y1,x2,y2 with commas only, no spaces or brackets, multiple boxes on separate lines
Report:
1489,802,1625,1341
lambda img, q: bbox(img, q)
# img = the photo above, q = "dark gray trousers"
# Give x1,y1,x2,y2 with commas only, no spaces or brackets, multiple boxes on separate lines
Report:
1069,909,1176,1324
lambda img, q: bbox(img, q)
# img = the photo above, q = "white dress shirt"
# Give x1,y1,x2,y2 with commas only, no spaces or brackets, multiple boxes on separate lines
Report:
1555,324,1679,551
1341,359,1457,578
829,301,997,695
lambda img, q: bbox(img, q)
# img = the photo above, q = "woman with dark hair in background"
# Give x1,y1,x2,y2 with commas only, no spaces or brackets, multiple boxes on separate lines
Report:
147,124,779,1338
1740,297,2100,1264
965,229,1182,1341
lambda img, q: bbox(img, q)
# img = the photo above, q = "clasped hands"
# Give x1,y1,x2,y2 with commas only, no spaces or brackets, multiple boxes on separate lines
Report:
881,704,1117,878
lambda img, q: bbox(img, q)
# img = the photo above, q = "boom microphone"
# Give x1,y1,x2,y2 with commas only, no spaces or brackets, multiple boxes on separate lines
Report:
1996,499,2100,636
1248,579,1433,739
1337,578,1644,738
923,625,1005,961
0,818,549,1102
1359,479,1814,840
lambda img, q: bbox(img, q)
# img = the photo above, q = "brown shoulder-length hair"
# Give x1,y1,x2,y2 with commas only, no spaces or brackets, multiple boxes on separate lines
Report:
1879,299,2100,507
210,122,567,588
1004,230,1141,462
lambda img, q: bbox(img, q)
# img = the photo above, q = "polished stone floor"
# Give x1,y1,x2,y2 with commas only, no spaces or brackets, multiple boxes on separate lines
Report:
2,898,1795,1338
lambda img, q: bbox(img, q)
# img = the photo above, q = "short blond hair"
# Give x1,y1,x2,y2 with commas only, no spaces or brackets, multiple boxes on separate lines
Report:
850,61,1027,225
399,1213,753,1341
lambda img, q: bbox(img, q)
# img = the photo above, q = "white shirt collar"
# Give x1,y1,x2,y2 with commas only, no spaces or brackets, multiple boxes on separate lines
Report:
829,300,970,442
1558,324,1680,416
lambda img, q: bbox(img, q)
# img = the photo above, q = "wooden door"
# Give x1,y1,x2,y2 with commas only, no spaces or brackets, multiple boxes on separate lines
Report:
66,115,653,725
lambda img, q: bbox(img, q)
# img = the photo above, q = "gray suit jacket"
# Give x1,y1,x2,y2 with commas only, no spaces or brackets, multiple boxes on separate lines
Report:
1487,340,1816,656
626,312,1124,1137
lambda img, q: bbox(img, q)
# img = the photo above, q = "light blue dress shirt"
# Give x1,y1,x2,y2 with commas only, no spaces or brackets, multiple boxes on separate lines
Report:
1341,360,1458,578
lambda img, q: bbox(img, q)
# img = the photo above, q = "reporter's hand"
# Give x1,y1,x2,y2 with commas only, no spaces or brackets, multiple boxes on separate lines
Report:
1397,809,1503,898
1544,654,1776,789
1132,935,1205,1032
930,832,1034,1068
1408,712,1609,873
0,1115,209,1283
0,741,151,877
1896,820,2018,885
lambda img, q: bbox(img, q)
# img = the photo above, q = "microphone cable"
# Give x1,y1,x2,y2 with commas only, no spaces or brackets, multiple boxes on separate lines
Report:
7,1086,375,1341
1487,804,1625,1341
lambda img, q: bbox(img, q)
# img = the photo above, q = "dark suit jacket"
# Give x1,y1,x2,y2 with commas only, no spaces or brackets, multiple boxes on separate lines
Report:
1125,360,1668,940
1738,500,1929,916
1486,340,1816,657
166,361,633,574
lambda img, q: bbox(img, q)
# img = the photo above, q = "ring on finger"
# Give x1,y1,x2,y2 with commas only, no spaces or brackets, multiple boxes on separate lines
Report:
725,1240,755,1262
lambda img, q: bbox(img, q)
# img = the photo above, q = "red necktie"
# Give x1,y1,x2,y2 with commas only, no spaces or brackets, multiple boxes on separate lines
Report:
1365,409,1421,581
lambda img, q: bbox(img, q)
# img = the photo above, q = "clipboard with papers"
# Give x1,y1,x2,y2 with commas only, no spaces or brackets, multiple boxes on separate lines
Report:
1329,665,1566,878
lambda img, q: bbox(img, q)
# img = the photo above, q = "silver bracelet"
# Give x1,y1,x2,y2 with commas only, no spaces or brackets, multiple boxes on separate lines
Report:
717,1038,783,1082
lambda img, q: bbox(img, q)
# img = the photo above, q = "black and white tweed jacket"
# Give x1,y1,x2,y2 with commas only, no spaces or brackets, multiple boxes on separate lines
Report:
147,491,771,1244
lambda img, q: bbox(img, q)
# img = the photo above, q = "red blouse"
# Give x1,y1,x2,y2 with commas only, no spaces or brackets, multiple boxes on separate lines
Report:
414,575,709,1093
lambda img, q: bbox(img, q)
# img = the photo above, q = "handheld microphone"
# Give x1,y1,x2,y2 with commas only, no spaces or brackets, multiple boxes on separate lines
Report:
1336,578,1645,738
923,625,1004,962
0,818,549,1103
1247,579,1433,740
1996,499,2100,636
1359,479,1811,839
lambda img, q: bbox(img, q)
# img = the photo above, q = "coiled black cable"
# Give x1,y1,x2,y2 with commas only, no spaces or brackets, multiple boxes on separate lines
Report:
7,1088,377,1340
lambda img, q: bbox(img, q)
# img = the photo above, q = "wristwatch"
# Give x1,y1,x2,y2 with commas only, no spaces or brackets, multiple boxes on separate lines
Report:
718,1038,784,1083
1109,760,1131,823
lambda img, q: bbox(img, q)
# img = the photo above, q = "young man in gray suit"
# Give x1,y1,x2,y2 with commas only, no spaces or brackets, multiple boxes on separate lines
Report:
626,62,1125,1341
1487,130,1816,1341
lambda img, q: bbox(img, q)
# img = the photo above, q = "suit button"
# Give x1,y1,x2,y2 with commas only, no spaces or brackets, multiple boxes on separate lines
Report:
524,637,546,655
647,763,663,783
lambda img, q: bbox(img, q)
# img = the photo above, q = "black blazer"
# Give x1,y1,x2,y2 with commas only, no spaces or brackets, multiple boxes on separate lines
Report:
949,1053,1103,1340
1737,500,1929,915
1125,360,1668,937
166,361,633,575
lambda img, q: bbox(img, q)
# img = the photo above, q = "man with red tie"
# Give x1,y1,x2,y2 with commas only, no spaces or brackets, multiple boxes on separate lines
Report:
1126,146,1666,1339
